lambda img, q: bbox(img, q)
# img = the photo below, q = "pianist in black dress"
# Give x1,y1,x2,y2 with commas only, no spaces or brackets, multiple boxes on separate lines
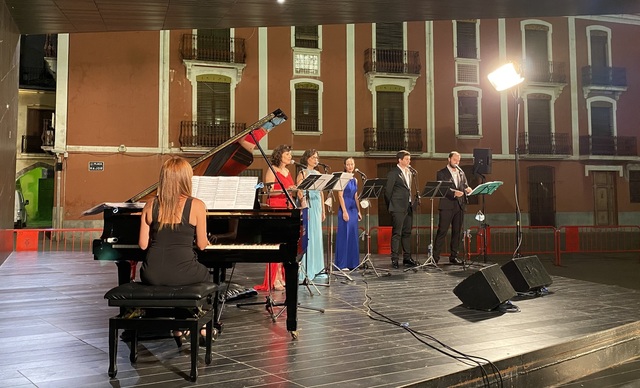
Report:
138,156,211,286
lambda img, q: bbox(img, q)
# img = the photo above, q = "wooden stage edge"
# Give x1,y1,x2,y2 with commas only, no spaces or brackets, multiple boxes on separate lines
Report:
0,251,639,387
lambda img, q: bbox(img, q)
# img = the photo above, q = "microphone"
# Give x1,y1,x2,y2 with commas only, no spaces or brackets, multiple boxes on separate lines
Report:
454,164,464,172
354,168,367,179
290,160,307,168
318,162,330,171
408,165,418,175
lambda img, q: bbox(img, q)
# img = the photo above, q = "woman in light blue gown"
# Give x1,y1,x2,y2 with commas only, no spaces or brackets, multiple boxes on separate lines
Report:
297,149,325,281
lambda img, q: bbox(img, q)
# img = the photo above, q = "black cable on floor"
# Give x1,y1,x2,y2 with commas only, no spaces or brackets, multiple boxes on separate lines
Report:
360,277,504,388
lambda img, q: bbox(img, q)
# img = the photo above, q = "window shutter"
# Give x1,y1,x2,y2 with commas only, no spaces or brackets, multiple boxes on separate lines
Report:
456,21,477,59
295,83,319,132
376,23,403,49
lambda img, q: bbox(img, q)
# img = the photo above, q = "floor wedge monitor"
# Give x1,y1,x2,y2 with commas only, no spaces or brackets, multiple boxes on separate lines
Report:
453,264,516,311
501,255,553,293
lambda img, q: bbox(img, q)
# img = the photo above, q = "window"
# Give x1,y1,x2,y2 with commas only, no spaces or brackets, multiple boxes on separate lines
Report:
294,26,318,49
522,21,552,82
377,90,404,129
630,171,640,203
526,95,552,154
293,26,321,76
376,23,403,49
528,166,556,226
196,29,231,62
456,21,477,59
197,80,230,125
294,82,319,132
456,90,479,136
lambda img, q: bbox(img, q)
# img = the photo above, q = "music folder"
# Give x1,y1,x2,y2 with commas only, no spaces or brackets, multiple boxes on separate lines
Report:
468,180,503,196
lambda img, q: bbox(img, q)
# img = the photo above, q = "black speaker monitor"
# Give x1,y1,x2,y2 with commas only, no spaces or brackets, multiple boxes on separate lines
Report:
473,148,492,175
501,255,553,293
453,264,516,311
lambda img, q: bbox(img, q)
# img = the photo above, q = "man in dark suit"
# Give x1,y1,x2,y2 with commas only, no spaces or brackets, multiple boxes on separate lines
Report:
433,151,473,265
385,150,418,269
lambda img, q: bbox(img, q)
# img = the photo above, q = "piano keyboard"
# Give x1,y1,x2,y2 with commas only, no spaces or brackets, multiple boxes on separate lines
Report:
205,244,280,250
112,243,281,250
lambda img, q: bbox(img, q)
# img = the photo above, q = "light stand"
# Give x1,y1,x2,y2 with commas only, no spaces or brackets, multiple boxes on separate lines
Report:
488,62,525,258
513,91,523,257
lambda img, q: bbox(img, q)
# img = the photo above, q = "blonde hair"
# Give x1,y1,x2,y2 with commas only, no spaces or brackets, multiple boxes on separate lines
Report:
157,156,193,230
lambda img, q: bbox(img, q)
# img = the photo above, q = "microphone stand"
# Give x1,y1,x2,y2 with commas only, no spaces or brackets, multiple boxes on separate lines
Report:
404,169,420,273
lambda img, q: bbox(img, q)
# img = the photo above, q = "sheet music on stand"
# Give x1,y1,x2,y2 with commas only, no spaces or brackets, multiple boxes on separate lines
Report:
297,173,334,191
324,172,354,191
359,178,387,200
468,181,503,196
192,175,258,209
421,181,454,199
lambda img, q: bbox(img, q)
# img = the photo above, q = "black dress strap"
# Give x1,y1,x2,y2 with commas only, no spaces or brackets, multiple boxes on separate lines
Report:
181,197,193,224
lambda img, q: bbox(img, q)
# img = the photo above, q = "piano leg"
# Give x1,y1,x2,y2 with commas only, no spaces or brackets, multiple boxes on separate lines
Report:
283,261,299,339
115,261,133,285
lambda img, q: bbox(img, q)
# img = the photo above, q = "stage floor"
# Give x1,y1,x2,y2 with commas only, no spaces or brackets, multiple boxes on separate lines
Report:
0,251,639,387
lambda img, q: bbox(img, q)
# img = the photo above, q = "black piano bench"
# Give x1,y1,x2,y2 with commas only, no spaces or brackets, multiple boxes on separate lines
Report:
104,282,218,382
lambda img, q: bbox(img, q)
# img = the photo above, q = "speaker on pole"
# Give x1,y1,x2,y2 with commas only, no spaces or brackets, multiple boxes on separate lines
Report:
473,148,492,175
453,264,516,311
501,255,553,293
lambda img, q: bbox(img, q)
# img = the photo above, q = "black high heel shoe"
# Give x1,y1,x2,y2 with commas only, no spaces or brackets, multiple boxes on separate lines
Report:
173,330,190,348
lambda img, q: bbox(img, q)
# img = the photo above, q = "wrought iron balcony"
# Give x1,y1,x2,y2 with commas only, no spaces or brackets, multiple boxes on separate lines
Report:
179,121,246,148
364,48,420,75
42,118,55,148
363,127,423,153
294,116,319,132
579,135,637,156
518,132,572,155
523,60,566,83
581,66,627,87
180,35,246,64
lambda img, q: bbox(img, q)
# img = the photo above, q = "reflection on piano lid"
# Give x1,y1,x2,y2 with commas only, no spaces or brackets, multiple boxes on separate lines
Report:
205,243,280,250
83,202,144,216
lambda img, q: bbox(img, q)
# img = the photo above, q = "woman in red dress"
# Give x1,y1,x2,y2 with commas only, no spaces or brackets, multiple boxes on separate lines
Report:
254,144,296,291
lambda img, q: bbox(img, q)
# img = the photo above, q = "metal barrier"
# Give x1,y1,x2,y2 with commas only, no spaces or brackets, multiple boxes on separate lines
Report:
478,225,557,259
13,228,102,253
11,225,639,264
555,225,640,266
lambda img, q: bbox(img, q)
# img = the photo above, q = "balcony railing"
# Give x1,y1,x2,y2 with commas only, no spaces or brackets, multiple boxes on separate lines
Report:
364,48,421,75
581,66,627,87
295,116,319,132
523,60,566,83
518,132,572,155
179,121,246,148
42,118,55,147
363,127,423,153
579,135,637,156
180,35,246,64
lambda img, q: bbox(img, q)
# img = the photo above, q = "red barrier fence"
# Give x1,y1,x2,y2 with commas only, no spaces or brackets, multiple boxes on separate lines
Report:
12,228,102,253
555,225,640,265
10,225,640,265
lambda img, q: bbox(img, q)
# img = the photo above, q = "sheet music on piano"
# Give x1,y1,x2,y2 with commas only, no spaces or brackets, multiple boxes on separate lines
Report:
192,176,258,210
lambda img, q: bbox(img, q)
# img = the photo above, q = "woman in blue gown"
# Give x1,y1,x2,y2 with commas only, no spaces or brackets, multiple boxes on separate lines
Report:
297,149,325,281
334,157,362,270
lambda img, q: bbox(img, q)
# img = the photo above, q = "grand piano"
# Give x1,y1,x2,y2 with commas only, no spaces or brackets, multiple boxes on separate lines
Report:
90,109,302,336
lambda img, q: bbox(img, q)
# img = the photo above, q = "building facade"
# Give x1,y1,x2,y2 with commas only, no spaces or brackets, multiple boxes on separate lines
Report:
18,16,640,230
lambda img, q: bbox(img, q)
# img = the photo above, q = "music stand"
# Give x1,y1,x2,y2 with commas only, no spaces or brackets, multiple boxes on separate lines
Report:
411,181,453,271
350,178,390,277
323,172,355,282
296,173,334,294
468,181,503,263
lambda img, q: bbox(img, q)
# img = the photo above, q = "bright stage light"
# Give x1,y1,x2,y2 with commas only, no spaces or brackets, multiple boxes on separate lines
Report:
487,63,524,91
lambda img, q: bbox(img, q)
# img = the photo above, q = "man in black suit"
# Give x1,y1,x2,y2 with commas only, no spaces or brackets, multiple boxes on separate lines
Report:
433,151,473,265
385,150,418,269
